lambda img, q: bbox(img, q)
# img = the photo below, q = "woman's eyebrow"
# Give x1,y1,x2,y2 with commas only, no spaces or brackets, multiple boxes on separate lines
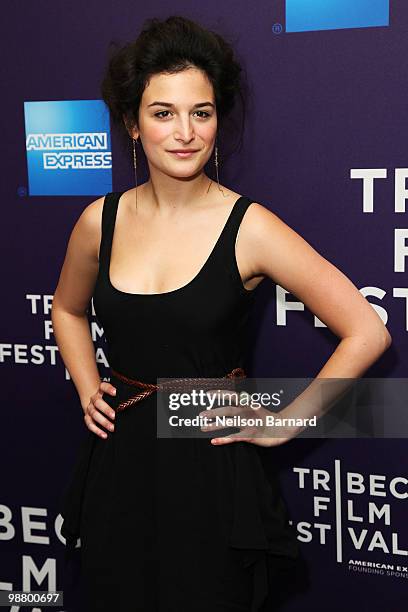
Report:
147,101,215,109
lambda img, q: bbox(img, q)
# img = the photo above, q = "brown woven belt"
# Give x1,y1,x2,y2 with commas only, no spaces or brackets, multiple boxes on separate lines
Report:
110,367,247,413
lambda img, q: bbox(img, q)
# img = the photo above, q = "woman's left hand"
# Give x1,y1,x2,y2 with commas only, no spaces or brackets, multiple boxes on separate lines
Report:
199,389,302,448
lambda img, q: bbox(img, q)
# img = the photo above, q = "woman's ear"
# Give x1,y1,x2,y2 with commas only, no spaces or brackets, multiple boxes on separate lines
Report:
122,114,139,140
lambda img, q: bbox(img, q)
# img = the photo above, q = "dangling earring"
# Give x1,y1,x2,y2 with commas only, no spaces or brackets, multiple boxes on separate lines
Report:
132,137,138,212
214,136,228,198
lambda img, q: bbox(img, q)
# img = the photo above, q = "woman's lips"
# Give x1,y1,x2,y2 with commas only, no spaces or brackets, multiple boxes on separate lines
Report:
167,150,198,158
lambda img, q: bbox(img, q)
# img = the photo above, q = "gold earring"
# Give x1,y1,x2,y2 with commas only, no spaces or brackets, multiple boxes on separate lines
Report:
214,137,228,198
132,137,138,212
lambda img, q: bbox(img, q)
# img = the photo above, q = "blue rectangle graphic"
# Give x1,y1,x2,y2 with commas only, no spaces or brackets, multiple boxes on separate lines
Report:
286,0,389,33
24,99,112,196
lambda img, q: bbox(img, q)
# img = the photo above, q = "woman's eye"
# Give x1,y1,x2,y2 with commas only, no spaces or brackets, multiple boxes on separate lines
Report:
155,110,171,119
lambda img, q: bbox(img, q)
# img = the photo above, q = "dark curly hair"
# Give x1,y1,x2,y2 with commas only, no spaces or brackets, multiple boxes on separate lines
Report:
101,15,247,163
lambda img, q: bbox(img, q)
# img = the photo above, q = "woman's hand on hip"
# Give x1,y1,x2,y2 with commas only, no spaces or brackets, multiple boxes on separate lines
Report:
199,389,301,448
83,381,117,439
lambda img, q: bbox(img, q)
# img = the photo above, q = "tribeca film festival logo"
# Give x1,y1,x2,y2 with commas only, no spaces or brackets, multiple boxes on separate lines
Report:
292,460,408,580
0,296,106,380
272,0,389,34
24,99,112,196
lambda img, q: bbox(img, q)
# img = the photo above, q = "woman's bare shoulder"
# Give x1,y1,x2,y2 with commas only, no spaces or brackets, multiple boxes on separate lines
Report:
52,195,107,314
74,194,107,261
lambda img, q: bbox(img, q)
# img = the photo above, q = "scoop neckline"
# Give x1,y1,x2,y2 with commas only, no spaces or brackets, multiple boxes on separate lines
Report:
106,191,248,298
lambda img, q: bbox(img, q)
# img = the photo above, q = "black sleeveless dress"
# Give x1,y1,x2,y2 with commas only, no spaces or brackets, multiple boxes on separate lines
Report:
59,191,301,612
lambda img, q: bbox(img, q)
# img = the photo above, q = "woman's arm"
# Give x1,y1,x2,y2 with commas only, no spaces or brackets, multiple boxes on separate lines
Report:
203,203,392,447
51,197,105,411
241,202,392,376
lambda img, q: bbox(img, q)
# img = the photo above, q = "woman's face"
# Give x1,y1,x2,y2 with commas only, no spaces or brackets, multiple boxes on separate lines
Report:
134,67,218,178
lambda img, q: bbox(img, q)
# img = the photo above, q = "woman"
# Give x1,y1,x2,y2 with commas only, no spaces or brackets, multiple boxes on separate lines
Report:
53,15,391,612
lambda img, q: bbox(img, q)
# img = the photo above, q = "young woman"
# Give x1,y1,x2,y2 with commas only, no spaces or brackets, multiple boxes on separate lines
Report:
53,15,391,612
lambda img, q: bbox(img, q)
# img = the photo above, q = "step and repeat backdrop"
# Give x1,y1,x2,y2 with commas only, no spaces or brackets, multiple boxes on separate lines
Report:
1,1,407,610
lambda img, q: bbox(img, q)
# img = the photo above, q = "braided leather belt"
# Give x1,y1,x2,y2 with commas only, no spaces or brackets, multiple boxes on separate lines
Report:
109,367,247,413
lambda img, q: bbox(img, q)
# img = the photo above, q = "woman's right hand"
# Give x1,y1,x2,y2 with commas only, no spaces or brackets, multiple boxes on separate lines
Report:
83,381,117,439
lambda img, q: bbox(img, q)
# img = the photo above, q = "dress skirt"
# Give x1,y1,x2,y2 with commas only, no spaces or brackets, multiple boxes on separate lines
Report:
59,375,303,612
